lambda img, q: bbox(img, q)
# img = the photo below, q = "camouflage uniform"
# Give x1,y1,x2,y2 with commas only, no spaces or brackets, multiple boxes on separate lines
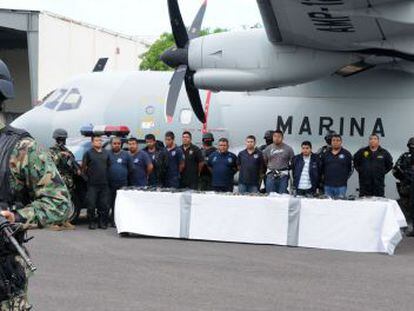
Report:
199,146,217,191
49,144,78,192
317,145,331,156
393,152,414,222
258,130,275,192
0,122,70,310
316,145,332,194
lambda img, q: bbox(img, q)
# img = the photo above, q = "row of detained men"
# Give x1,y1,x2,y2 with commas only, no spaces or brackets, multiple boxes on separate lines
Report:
81,130,393,202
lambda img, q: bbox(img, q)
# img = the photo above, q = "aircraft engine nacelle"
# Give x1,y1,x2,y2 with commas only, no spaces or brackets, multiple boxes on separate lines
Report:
188,30,358,92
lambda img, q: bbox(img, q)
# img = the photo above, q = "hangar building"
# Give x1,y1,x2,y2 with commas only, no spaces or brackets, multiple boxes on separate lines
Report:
0,9,149,122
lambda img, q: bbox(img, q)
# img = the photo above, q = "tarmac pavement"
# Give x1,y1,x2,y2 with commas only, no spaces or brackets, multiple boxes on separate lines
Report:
28,225,414,311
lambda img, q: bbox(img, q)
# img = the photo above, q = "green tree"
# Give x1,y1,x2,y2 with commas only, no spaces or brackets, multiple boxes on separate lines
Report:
139,28,227,71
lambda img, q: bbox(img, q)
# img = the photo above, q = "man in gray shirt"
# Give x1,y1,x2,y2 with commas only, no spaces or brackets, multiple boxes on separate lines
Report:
263,130,295,194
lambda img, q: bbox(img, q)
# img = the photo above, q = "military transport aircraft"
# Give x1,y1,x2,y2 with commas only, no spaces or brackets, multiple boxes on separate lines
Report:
161,0,414,124
10,0,414,198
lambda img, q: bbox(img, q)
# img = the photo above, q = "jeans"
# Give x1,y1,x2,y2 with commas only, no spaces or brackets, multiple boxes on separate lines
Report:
324,186,347,199
266,175,289,194
238,184,259,194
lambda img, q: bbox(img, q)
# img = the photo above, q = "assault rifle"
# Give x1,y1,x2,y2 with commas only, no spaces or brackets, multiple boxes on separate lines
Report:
56,143,87,182
0,216,36,273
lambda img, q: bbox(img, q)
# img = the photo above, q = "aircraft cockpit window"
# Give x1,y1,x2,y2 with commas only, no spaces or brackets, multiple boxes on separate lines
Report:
43,89,68,110
180,109,192,125
57,88,82,111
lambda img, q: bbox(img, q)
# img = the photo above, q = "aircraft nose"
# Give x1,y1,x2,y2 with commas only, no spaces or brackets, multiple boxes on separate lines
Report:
11,107,55,147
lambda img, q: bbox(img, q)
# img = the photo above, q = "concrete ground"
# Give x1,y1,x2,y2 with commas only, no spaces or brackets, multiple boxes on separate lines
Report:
27,225,414,311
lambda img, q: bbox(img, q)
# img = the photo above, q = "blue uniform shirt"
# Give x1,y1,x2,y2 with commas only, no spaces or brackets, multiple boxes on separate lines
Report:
321,148,353,187
130,150,152,187
165,146,185,186
108,150,133,188
208,151,238,188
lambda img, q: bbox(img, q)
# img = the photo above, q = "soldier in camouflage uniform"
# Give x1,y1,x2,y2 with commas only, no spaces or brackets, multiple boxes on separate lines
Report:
49,129,79,230
49,129,78,191
317,130,336,156
258,130,274,152
258,130,275,193
199,132,217,191
393,137,414,236
0,59,70,310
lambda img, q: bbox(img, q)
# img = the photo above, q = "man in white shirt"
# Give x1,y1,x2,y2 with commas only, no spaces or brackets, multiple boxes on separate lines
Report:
291,141,321,196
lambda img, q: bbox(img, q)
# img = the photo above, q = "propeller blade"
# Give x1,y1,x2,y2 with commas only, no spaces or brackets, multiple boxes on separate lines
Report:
188,0,208,40
185,71,206,123
167,0,189,48
164,0,208,124
165,64,187,123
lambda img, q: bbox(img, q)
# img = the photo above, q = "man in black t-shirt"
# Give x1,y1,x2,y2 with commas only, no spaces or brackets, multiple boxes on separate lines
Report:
237,135,264,194
82,136,111,229
180,131,203,190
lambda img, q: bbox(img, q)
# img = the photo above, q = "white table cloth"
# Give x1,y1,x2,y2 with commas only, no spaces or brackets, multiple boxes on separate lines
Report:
115,190,406,255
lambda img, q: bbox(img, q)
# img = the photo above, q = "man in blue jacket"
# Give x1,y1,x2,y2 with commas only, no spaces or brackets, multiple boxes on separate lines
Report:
208,138,238,192
237,135,264,194
291,141,321,196
320,135,353,199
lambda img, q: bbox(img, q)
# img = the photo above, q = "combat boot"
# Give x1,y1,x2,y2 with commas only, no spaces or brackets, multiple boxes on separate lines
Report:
61,221,76,230
98,217,107,230
88,221,96,230
405,221,414,237
49,224,63,231
406,228,414,237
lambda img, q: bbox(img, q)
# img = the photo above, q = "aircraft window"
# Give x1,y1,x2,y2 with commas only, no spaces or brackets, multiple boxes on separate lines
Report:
43,89,68,110
180,109,192,125
57,88,82,111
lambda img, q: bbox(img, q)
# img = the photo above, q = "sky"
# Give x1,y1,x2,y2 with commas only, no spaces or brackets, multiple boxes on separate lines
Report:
0,0,262,39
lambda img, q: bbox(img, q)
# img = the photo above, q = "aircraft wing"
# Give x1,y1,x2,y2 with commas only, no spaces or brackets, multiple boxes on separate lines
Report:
257,0,414,60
